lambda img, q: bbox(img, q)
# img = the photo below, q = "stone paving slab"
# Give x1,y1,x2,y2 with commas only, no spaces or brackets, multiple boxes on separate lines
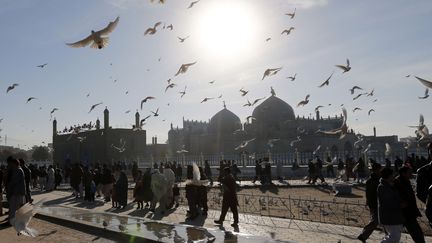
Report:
31,190,432,243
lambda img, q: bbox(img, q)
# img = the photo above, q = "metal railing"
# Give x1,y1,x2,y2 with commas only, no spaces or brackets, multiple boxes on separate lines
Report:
176,190,432,235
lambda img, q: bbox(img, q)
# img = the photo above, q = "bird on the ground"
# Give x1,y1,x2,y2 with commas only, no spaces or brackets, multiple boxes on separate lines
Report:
175,62,197,76
419,88,429,99
177,36,189,42
239,88,249,96
315,108,348,139
151,108,159,117
88,102,103,113
179,86,187,98
290,136,301,147
165,83,176,92
368,109,375,115
297,94,310,107
243,99,252,107
318,72,334,88
36,63,48,68
267,138,280,148
141,96,155,109
252,97,266,106
209,80,215,84
262,67,282,80
187,0,200,9
201,97,214,103
281,27,295,35
285,8,296,19
144,21,162,35
287,73,297,81
314,105,324,112
353,107,362,113
166,24,173,30
118,224,126,232
235,138,256,150
6,83,19,93
26,97,37,103
349,86,362,95
366,89,375,97
67,16,119,49
335,59,351,73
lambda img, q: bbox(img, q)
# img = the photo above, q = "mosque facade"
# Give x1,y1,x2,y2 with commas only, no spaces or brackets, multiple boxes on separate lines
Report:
167,92,405,161
52,107,147,167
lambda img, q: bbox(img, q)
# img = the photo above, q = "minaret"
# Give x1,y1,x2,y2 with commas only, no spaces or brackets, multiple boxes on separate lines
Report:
104,107,109,129
373,126,376,137
53,118,57,136
135,110,140,128
96,118,100,130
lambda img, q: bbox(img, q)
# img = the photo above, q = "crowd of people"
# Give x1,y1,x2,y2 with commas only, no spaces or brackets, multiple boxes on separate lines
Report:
357,143,432,243
1,146,432,240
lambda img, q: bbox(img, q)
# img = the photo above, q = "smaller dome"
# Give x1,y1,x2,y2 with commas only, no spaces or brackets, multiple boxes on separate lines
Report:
208,108,242,134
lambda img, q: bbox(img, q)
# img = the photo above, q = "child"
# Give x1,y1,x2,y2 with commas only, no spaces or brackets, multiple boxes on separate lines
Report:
173,183,180,208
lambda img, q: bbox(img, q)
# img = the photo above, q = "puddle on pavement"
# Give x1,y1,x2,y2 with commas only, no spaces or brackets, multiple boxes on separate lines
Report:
39,206,290,243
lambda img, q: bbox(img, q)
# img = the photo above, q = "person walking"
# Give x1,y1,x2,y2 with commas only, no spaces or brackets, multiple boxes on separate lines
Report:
357,162,381,242
214,167,239,227
416,143,432,226
5,156,26,224
394,166,425,243
377,167,405,243
252,160,262,184
115,169,128,209
18,159,32,203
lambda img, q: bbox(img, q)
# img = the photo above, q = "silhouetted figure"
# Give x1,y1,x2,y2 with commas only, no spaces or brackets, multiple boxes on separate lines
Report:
214,167,239,227
252,160,262,183
358,162,381,242
115,170,128,208
5,156,26,224
416,143,432,228
19,159,32,203
394,166,425,243
204,160,213,186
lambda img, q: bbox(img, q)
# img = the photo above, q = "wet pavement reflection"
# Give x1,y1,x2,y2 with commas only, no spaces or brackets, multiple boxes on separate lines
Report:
39,206,291,242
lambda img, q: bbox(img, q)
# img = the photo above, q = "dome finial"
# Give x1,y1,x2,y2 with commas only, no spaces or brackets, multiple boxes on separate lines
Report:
223,100,226,109
270,86,276,96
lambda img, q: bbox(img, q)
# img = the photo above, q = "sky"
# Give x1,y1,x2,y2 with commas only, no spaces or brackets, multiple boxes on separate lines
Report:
0,0,431,149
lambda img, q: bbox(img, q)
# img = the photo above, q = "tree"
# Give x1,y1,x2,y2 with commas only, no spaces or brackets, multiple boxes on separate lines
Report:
32,146,50,161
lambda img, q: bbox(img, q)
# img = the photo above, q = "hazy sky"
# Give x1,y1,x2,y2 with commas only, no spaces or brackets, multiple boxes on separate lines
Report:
0,0,431,149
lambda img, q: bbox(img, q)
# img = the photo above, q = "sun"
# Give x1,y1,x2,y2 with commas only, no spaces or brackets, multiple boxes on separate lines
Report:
192,0,261,61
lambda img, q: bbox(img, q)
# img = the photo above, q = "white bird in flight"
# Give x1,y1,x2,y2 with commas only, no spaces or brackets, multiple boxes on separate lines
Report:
12,200,45,237
418,88,429,99
175,62,197,76
262,67,282,80
316,108,348,139
67,16,120,49
6,83,19,93
285,8,296,19
415,76,432,89
234,138,255,150
144,22,162,35
88,102,103,113
335,59,351,73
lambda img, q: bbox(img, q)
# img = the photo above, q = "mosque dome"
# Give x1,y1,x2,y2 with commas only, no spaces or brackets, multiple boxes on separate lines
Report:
208,108,242,134
252,95,295,125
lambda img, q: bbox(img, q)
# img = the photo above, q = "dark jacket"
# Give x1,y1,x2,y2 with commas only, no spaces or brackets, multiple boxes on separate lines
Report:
416,162,432,203
365,172,380,210
6,167,26,199
377,179,404,225
115,172,128,206
222,173,238,206
394,175,422,219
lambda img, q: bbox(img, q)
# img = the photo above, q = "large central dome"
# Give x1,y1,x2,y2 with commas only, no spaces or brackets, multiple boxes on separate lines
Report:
252,95,295,125
208,108,242,134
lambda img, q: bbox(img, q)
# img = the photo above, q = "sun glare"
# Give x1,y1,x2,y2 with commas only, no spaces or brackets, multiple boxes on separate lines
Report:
192,1,260,60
